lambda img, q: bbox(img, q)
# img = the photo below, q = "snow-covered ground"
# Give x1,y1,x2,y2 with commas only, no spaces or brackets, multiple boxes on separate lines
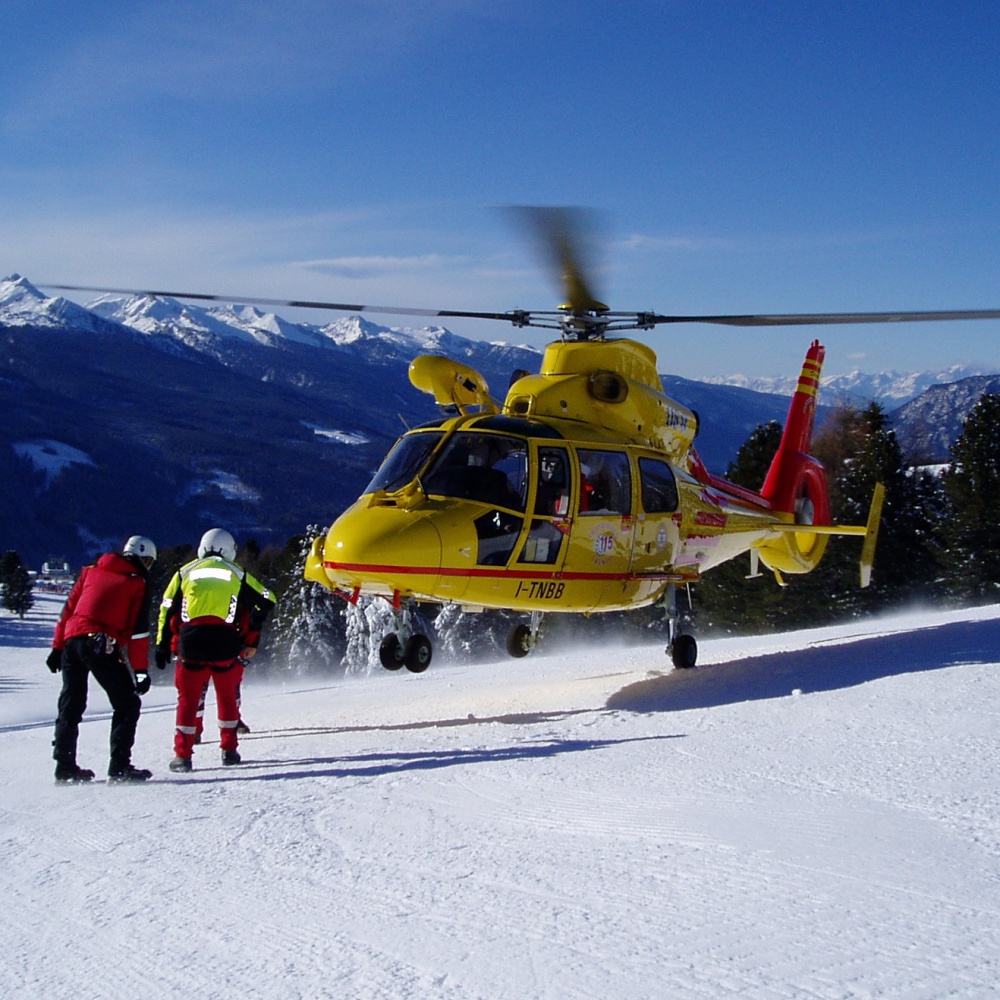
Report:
2,594,999,999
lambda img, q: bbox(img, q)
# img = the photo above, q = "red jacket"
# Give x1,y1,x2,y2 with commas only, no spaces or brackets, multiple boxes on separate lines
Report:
53,553,153,670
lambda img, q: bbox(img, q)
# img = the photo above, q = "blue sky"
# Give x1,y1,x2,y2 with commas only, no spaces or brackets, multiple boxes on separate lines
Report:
3,0,1000,378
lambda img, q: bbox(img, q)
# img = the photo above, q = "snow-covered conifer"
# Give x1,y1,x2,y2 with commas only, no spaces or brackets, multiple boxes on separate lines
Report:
263,529,345,674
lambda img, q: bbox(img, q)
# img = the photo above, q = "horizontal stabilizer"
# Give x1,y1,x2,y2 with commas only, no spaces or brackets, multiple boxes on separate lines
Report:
765,481,885,588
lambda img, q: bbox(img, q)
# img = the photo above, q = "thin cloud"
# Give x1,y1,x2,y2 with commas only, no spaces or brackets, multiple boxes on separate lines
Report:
292,255,456,280
618,233,745,254
618,224,966,259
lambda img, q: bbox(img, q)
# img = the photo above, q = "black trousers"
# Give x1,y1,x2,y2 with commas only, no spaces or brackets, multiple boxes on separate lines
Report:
53,635,141,765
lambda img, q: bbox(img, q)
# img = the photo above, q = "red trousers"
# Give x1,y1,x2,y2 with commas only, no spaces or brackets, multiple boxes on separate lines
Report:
174,661,242,758
193,660,243,739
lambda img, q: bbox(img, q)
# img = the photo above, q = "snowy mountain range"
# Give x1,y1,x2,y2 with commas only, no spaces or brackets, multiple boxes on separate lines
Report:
2,274,996,566
704,365,992,408
1,275,544,566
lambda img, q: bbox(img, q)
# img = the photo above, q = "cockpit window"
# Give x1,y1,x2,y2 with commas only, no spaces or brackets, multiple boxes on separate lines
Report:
423,432,528,512
365,431,444,494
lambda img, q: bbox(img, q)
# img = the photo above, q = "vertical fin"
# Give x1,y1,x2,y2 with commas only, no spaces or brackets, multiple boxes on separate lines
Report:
760,340,827,514
781,339,824,454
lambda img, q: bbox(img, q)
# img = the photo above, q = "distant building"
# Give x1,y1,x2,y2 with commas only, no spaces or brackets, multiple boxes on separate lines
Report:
37,559,74,592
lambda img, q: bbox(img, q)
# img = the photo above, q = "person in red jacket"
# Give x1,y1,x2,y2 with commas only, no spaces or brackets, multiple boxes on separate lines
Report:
47,536,157,784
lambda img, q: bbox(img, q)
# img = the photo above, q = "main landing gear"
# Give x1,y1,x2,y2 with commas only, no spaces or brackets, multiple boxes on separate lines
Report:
378,596,433,673
662,584,698,670
668,632,698,670
506,610,544,658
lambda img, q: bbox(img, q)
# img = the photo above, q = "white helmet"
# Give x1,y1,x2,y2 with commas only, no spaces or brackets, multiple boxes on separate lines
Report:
123,535,157,562
198,527,237,562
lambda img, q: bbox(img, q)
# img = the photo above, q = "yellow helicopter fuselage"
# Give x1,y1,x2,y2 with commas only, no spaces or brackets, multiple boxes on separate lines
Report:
305,338,843,614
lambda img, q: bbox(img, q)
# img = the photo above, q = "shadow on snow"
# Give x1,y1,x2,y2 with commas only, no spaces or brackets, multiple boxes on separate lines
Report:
0,616,55,648
169,733,682,784
606,617,1000,714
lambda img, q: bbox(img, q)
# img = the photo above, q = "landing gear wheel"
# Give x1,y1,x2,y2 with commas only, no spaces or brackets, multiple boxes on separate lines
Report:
669,633,698,670
379,634,405,670
404,634,432,673
506,623,533,658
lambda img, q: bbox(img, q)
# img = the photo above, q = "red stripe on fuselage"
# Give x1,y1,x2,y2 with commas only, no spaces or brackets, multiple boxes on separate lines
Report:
323,561,692,584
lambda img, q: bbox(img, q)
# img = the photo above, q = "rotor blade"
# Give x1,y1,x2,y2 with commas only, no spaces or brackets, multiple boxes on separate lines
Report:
646,309,1000,327
504,206,610,313
42,283,1000,332
40,284,522,323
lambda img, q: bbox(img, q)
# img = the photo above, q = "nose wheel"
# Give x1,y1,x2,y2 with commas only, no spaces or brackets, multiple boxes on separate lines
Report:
378,632,433,672
402,634,432,672
378,597,433,673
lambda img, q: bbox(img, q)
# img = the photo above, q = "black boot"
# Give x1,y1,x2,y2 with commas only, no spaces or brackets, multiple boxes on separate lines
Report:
55,761,95,784
221,749,242,766
108,760,152,782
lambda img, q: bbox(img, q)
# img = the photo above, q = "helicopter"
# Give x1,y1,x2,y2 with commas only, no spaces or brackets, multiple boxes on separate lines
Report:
46,208,1000,673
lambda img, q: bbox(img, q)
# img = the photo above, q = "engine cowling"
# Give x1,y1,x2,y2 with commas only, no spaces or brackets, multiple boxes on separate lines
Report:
409,355,496,414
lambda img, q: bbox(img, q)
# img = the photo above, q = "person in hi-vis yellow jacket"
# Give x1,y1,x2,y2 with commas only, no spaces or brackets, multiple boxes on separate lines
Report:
156,528,275,772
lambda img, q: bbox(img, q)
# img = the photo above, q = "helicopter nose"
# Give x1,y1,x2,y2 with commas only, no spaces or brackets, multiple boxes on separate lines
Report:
323,506,443,596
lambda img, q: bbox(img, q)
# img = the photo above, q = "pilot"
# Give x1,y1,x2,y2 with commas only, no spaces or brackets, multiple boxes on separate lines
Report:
536,452,569,516
579,456,615,513
589,473,611,512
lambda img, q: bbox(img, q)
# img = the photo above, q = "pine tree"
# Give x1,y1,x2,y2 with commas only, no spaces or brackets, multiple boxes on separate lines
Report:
941,392,1000,600
727,421,783,489
342,597,398,674
434,603,521,661
807,402,944,617
433,603,483,661
846,403,942,607
262,530,346,674
0,550,20,585
691,421,787,634
0,551,35,619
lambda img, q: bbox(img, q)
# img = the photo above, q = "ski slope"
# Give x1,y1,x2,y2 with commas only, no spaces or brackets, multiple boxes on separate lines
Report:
2,594,999,999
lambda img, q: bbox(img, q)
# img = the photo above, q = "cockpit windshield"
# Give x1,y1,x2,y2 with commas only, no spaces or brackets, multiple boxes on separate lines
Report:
365,431,444,494
423,432,528,512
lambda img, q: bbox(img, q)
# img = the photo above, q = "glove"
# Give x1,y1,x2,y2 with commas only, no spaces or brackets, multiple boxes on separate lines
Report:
134,671,151,695
155,647,170,670
46,649,63,673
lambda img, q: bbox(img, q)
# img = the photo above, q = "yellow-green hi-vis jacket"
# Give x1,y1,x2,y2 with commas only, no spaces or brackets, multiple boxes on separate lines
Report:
157,556,276,666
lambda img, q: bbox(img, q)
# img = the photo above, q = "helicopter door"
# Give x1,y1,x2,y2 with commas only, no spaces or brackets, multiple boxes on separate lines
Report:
516,445,571,569
568,448,636,609
631,457,681,602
